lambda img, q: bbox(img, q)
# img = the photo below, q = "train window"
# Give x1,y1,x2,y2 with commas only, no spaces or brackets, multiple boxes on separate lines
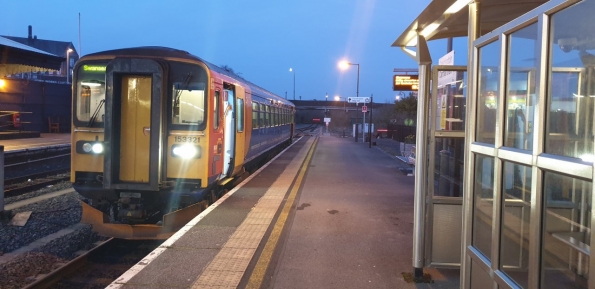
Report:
265,105,270,127
237,98,244,132
214,91,220,130
75,62,107,125
169,62,208,130
271,106,276,126
259,104,264,128
172,82,205,126
252,101,258,129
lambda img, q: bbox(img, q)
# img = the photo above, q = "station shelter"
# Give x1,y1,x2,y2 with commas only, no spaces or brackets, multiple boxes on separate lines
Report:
393,0,595,288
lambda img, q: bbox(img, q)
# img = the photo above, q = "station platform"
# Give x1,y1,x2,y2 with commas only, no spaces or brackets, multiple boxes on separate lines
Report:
0,133,70,153
107,131,460,289
0,131,40,140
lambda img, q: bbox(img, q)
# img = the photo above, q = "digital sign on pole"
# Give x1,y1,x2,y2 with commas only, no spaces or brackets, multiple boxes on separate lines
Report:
393,75,419,91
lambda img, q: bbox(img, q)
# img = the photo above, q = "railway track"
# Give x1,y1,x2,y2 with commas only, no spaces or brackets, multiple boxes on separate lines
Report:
4,171,70,198
3,144,71,198
24,238,163,289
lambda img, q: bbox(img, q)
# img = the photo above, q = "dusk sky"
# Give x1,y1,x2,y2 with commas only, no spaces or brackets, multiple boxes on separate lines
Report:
0,0,467,104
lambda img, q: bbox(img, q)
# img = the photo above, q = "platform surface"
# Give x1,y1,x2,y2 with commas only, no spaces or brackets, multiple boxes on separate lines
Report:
103,132,461,288
1,133,70,152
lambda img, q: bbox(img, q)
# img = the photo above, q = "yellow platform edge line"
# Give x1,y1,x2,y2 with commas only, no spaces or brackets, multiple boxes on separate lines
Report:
245,136,319,289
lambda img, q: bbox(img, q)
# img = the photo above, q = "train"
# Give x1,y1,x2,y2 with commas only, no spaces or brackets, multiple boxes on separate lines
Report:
70,46,295,239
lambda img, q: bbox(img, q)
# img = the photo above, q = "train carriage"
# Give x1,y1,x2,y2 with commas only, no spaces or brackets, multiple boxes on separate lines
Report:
71,46,294,239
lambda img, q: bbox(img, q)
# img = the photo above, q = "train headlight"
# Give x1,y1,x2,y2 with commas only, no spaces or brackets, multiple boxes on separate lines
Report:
92,143,104,154
172,144,200,159
77,141,105,155
82,143,93,153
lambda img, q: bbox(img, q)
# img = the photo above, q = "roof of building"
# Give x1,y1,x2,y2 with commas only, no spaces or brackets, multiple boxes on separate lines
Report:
2,35,76,58
0,36,65,76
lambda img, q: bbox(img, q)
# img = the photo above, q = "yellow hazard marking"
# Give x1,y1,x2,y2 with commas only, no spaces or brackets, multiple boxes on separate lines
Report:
246,137,318,289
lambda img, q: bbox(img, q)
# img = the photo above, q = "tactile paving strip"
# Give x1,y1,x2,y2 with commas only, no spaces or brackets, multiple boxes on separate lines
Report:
191,138,313,289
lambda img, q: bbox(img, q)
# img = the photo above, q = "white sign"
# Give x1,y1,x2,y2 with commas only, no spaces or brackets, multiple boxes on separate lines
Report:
347,97,370,103
438,50,456,88
324,117,331,123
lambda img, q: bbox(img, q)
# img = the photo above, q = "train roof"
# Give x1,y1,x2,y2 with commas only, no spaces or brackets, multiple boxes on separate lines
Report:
83,46,293,107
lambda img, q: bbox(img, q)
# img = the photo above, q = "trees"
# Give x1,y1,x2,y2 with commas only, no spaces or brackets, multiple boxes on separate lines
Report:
394,92,417,126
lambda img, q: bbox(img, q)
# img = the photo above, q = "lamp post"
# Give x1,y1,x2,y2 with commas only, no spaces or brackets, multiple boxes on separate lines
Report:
289,68,295,100
325,93,328,116
338,60,360,142
66,48,73,84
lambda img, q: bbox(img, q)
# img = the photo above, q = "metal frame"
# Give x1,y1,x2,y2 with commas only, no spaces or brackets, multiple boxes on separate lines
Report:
463,0,593,288
427,64,467,267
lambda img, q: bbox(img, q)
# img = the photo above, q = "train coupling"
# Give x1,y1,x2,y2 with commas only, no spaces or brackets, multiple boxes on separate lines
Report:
117,196,145,220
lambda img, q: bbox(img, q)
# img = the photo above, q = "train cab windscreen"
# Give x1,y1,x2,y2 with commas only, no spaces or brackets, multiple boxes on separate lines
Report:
172,82,205,126
75,63,107,126
169,62,208,130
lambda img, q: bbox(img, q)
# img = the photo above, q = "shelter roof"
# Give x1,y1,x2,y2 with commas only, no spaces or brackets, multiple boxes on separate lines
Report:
392,0,548,48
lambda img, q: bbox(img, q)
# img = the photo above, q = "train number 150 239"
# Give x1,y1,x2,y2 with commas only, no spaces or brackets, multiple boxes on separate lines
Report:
174,136,199,143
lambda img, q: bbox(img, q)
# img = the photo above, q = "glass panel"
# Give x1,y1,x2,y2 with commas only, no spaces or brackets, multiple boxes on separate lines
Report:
265,105,270,127
433,137,464,197
546,0,595,161
236,98,244,132
214,91,220,130
75,62,107,125
436,71,467,131
505,24,538,151
252,101,258,129
471,259,493,288
473,155,495,259
172,83,205,125
170,62,207,129
259,104,264,128
476,41,501,144
542,172,590,289
499,162,532,288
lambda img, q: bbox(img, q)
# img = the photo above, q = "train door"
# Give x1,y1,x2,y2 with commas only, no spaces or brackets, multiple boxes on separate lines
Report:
233,85,246,174
103,59,164,191
222,84,235,178
212,86,224,178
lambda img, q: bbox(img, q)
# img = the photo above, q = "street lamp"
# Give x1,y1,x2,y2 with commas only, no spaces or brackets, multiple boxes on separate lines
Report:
289,68,295,100
66,48,73,84
338,60,359,98
338,60,360,142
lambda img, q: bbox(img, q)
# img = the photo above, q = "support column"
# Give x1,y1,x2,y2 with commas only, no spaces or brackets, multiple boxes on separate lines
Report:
0,145,5,219
413,34,432,279
461,1,481,288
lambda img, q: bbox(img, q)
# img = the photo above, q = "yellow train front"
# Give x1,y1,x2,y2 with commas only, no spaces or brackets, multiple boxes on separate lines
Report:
71,47,294,239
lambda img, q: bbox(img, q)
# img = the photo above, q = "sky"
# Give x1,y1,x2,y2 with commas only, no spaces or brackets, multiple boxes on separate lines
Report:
0,0,467,104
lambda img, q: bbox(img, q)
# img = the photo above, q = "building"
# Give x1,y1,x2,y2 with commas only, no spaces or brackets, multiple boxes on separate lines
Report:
0,25,77,134
2,25,79,83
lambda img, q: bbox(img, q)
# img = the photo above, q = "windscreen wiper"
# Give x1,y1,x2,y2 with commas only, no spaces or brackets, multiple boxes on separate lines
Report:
173,72,193,115
88,99,105,127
